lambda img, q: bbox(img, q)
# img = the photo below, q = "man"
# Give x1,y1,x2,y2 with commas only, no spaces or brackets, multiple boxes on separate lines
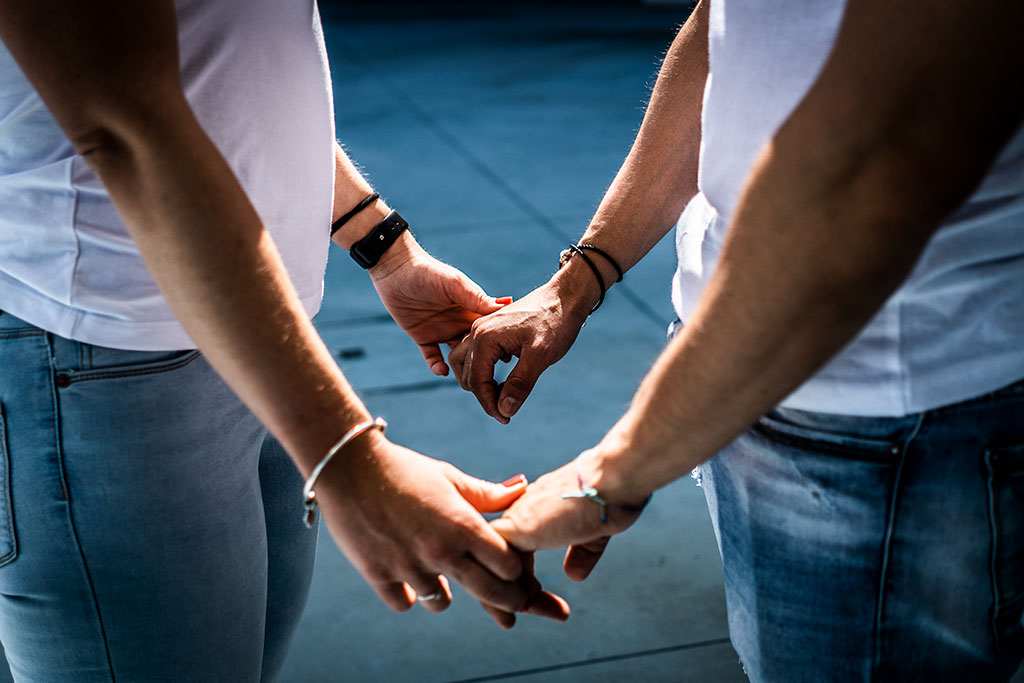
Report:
452,1,1024,679
0,1,564,680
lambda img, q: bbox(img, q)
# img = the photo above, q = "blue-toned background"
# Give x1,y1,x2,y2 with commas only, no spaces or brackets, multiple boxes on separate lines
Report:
279,3,746,681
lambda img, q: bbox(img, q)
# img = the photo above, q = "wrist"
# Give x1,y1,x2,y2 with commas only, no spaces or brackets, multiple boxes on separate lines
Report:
308,423,388,502
331,199,390,250
582,439,653,511
367,230,421,280
549,257,604,322
585,407,678,507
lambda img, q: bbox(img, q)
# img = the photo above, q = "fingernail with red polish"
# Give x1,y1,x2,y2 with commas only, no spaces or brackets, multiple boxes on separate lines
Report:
502,474,527,487
495,296,513,305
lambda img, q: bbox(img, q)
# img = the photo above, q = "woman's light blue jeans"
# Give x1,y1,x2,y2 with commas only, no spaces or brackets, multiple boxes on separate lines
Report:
0,311,317,682
698,378,1024,682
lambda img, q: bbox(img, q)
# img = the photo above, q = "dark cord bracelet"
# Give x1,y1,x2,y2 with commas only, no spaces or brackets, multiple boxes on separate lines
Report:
330,191,380,237
568,244,606,314
576,244,623,282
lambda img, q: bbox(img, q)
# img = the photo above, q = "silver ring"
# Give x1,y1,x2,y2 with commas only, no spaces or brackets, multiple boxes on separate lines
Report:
417,591,443,602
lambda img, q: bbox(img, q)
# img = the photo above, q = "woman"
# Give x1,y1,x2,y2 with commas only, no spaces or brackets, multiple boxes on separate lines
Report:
0,1,565,680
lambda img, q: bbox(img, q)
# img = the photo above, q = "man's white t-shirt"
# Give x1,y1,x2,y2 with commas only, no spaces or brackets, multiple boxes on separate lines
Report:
0,0,336,350
672,0,1024,416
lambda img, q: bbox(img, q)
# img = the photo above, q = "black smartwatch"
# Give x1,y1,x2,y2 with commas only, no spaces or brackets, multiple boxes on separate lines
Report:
349,210,409,269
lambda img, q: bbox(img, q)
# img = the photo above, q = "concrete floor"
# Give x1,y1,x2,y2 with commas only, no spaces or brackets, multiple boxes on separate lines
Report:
280,3,746,682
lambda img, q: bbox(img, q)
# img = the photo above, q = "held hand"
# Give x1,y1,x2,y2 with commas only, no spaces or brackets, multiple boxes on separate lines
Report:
313,431,569,627
448,279,589,424
369,234,507,376
490,452,649,582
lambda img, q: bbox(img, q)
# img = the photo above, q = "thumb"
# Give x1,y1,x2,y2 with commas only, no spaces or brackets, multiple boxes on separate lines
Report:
417,343,449,376
448,273,504,316
497,355,544,419
451,470,528,513
563,538,611,582
490,515,534,552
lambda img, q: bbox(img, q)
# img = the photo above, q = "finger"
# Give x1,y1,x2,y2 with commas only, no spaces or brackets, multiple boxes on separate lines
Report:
513,553,569,622
496,353,546,419
464,338,510,424
451,470,528,514
373,581,417,613
563,537,612,582
407,572,453,614
523,591,571,622
448,339,468,384
448,273,505,316
489,515,536,553
513,551,548,613
417,342,449,376
463,351,506,423
479,602,516,629
446,556,528,613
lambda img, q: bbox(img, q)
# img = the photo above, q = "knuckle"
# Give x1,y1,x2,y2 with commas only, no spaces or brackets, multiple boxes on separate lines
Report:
416,537,452,567
503,375,533,395
363,562,392,584
530,339,554,360
469,318,488,335
480,582,522,612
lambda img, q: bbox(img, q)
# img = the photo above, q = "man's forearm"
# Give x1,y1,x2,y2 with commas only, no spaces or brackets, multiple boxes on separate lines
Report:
565,0,707,292
588,0,1024,502
592,143,934,501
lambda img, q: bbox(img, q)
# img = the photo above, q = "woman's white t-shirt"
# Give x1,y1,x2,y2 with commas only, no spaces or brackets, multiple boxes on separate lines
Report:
0,0,336,350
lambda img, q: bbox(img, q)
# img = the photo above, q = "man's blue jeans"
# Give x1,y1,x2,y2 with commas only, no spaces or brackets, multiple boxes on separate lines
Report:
698,378,1024,681
0,311,317,682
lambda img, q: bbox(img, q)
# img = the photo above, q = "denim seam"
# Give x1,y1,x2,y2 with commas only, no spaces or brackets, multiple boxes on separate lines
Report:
61,350,201,385
986,448,1000,653
0,330,46,340
46,333,118,682
0,405,15,566
751,421,895,461
984,446,1024,654
871,413,925,680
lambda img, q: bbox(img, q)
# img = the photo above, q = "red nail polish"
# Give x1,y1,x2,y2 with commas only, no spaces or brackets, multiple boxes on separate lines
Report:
502,474,527,487
495,296,513,305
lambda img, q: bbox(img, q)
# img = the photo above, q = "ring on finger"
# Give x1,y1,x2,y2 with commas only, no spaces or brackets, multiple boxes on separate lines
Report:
417,591,444,602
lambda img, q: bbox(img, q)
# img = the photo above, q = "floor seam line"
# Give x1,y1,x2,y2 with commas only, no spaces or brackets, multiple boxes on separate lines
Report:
334,42,669,331
442,636,733,682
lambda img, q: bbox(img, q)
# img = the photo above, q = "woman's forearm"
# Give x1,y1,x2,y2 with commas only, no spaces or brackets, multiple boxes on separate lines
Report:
83,97,369,473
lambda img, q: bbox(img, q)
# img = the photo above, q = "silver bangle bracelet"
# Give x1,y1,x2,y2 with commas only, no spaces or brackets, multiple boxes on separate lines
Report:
302,417,387,528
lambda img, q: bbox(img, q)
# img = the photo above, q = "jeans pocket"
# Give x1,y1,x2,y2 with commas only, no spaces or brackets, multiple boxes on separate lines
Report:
58,348,201,385
985,443,1024,654
0,403,17,567
753,408,902,463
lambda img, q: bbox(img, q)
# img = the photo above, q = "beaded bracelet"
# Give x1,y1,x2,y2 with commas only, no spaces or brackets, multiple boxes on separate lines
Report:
302,417,387,528
560,450,651,523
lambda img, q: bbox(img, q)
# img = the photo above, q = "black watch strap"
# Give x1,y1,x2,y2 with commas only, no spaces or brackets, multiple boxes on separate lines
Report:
350,210,409,269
